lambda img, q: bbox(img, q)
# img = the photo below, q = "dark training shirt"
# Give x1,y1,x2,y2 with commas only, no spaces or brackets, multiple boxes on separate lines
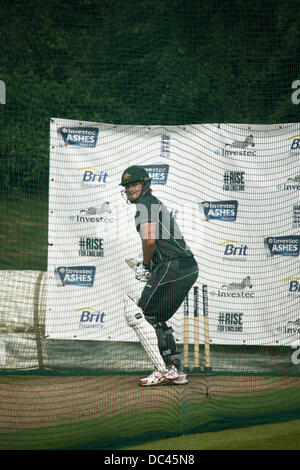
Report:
134,191,193,265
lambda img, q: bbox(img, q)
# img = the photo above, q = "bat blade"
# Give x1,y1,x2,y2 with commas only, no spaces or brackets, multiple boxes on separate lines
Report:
125,258,139,270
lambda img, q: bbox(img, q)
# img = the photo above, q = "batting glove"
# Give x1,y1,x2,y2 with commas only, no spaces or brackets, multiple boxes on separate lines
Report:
135,262,151,282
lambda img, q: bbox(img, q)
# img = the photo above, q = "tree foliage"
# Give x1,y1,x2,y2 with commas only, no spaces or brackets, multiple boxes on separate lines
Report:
0,0,299,192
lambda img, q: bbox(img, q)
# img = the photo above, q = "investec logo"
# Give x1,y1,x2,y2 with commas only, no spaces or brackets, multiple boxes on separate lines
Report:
209,277,254,299
77,168,108,189
275,320,300,336
69,203,114,224
76,307,106,329
214,135,256,157
277,176,300,191
220,240,248,261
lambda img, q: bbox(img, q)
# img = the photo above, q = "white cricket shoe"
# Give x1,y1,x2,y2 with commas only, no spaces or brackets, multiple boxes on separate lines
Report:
173,370,188,385
139,366,179,386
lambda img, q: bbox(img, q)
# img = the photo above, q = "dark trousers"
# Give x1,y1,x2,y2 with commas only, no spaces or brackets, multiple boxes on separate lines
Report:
138,257,198,369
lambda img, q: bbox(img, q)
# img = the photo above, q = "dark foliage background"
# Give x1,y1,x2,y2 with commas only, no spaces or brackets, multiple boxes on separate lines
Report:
0,0,299,193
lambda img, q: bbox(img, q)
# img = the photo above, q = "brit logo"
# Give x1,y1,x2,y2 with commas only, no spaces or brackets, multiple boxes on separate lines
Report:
142,164,169,184
265,236,300,257
288,136,300,155
220,240,248,261
76,307,106,329
200,200,238,221
60,127,99,147
283,277,300,296
77,168,109,189
55,266,96,287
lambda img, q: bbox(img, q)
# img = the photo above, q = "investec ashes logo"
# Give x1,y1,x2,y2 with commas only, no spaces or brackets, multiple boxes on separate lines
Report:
264,236,300,257
55,266,96,287
76,307,106,329
142,164,169,184
200,200,238,221
60,127,99,147
215,135,256,157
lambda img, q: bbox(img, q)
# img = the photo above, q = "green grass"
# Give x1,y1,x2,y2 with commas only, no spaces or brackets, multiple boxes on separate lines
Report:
0,408,177,450
0,192,300,451
122,418,300,450
0,385,299,450
0,192,48,270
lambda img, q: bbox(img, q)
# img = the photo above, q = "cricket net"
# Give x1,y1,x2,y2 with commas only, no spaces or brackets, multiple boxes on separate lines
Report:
0,0,300,450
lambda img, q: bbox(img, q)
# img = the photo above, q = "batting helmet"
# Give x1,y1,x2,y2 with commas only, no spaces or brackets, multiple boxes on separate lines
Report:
120,166,151,187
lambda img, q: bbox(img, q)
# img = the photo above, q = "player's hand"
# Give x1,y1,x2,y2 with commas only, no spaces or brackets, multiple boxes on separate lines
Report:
135,262,151,282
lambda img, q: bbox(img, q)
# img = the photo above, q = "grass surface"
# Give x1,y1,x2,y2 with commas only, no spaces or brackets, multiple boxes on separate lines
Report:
0,382,299,450
1,194,300,451
122,419,300,450
0,192,48,270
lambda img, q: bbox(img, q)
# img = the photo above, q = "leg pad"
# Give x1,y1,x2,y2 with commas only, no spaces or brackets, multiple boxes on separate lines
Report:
124,295,166,372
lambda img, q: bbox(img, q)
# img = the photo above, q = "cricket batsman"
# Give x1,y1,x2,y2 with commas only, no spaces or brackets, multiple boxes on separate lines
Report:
120,165,198,386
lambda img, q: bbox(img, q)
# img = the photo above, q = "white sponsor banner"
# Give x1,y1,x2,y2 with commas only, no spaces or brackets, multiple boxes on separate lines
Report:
46,118,300,346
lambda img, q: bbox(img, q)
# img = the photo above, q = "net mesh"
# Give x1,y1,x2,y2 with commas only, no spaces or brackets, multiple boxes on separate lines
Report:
0,0,300,450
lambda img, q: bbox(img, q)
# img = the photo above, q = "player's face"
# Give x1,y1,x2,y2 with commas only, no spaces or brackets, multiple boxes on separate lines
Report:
125,182,143,202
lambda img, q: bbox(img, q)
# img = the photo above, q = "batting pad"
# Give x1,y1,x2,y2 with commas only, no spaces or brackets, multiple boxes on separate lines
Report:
123,295,166,372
